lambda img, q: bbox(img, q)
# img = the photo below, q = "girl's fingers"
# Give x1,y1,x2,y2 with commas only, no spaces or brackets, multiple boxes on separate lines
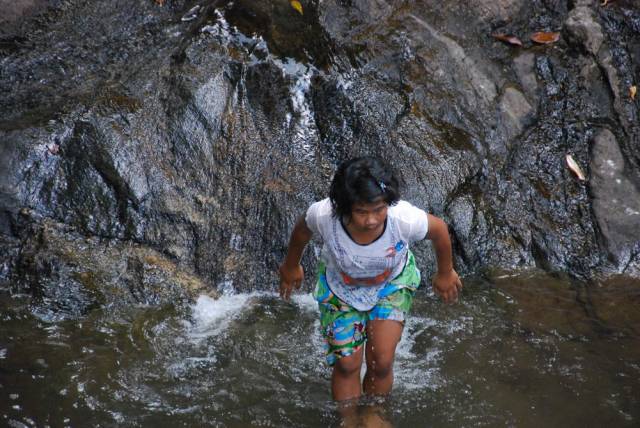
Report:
448,287,458,303
279,281,290,300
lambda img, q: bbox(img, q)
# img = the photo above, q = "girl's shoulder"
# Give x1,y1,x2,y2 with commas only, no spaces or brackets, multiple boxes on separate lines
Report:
388,200,429,241
305,198,334,236
308,198,333,217
388,200,424,217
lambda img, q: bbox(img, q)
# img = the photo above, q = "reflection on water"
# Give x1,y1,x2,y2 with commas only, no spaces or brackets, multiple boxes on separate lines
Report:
1,272,639,427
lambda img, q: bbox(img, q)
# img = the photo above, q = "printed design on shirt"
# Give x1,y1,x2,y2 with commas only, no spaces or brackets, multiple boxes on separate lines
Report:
331,219,349,268
331,217,396,270
340,268,392,286
325,215,411,309
329,217,409,288
338,242,406,286
385,240,406,258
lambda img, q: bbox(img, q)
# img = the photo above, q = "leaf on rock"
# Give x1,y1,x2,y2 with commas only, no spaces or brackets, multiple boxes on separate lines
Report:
155,0,165,6
530,32,560,44
601,0,616,6
566,154,586,181
290,0,303,15
491,33,523,47
630,85,637,100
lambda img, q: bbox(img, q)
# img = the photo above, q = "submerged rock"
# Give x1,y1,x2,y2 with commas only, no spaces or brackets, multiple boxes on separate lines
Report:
1,0,639,316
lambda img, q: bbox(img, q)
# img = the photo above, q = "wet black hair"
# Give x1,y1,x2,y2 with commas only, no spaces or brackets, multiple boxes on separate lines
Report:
329,156,401,218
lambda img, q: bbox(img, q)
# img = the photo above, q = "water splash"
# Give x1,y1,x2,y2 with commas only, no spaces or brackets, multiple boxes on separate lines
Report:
189,292,257,339
188,291,318,341
394,315,442,391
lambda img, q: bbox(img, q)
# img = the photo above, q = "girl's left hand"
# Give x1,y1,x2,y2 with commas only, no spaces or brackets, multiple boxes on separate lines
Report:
432,269,463,303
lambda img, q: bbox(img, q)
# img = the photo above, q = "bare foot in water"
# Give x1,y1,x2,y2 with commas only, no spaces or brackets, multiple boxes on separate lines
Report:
339,403,392,428
359,405,392,428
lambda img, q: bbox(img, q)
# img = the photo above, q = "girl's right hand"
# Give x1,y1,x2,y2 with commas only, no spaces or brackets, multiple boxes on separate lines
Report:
279,263,304,301
432,269,462,303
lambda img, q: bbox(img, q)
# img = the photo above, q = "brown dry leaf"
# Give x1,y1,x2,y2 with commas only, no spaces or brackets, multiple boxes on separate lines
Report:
531,31,560,44
290,0,303,15
566,154,586,181
155,0,165,5
630,85,637,100
491,33,523,47
601,0,616,6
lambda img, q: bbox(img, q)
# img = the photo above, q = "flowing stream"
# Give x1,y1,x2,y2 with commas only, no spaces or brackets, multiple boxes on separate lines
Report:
2,273,639,427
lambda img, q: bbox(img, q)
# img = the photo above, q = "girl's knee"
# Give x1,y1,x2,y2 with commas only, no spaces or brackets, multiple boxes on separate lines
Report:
334,352,363,377
367,352,395,377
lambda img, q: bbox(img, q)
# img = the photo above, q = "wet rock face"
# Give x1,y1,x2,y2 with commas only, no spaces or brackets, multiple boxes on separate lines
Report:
590,129,640,269
8,211,211,321
0,0,48,27
1,0,639,314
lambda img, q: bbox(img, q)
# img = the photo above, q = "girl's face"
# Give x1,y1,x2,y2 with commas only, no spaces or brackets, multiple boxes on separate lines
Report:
348,198,388,233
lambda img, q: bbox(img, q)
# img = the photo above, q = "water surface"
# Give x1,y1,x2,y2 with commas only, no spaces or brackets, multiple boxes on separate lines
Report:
1,272,639,427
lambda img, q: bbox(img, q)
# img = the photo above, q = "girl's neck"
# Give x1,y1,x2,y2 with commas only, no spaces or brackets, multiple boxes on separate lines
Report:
341,218,387,245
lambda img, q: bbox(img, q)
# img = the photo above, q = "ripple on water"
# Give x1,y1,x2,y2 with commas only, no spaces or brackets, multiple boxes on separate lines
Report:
395,314,443,391
1,278,639,427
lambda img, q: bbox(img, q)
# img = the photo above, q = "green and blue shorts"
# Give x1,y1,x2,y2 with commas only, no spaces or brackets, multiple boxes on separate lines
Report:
314,251,421,366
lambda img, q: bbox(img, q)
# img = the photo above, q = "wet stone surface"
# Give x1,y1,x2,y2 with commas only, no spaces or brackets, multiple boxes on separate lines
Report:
0,0,639,314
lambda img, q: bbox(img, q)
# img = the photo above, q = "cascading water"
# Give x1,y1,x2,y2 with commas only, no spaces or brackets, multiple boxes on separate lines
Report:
203,8,319,166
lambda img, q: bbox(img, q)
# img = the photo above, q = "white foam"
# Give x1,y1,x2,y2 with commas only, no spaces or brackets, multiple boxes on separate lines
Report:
189,291,317,340
291,292,319,313
189,293,257,339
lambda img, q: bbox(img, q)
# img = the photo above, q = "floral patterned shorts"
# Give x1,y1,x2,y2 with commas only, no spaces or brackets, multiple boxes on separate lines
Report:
314,251,421,366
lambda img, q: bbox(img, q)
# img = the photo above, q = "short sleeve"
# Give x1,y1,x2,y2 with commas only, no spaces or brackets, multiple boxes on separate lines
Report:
390,200,429,243
305,199,330,236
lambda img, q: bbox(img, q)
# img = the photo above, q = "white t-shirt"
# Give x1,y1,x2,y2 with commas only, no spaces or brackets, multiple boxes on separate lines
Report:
305,198,429,310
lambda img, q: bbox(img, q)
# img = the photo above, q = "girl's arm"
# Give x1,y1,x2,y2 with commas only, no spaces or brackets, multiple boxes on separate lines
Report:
279,216,313,301
426,213,463,303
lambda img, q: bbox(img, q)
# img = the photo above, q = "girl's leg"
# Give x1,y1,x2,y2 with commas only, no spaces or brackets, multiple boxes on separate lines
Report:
331,345,364,401
363,319,403,396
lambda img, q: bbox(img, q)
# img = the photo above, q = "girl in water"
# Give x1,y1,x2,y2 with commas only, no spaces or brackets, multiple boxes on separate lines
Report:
279,156,462,405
